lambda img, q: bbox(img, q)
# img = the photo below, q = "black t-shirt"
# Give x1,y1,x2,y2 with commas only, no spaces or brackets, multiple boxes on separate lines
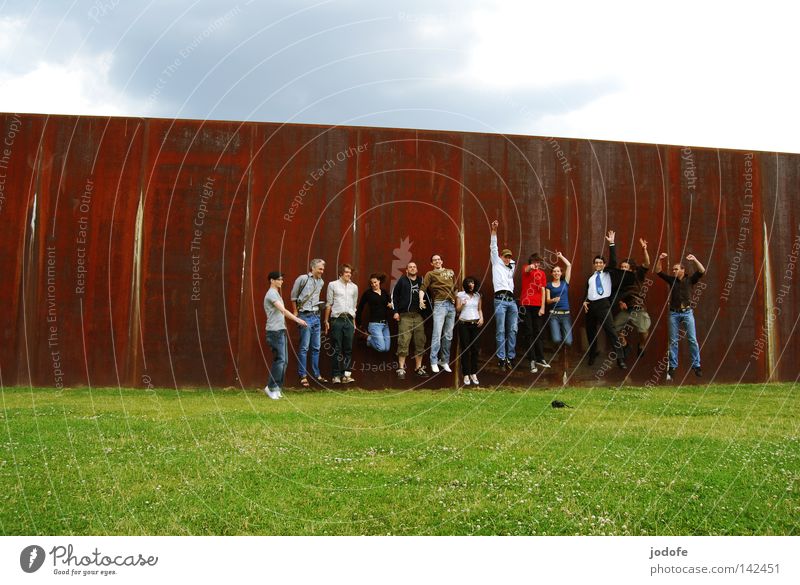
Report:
357,289,392,324
408,278,421,313
657,271,703,310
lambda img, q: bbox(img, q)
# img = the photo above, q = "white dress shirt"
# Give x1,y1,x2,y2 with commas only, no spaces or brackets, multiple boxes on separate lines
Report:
326,278,358,318
586,271,612,302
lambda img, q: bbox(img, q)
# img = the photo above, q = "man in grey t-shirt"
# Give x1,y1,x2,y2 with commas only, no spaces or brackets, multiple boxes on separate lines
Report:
264,271,308,399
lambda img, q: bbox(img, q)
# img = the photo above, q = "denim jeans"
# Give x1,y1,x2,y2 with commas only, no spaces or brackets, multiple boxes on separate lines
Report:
669,309,701,369
330,316,355,377
430,300,456,365
548,313,573,347
266,329,288,390
493,298,518,361
367,322,391,352
297,313,321,377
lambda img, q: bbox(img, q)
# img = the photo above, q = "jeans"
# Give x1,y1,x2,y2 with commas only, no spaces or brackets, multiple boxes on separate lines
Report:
297,313,321,377
367,322,391,352
266,330,288,390
330,316,355,377
669,309,701,369
430,300,456,365
493,298,519,360
548,313,573,347
458,321,480,376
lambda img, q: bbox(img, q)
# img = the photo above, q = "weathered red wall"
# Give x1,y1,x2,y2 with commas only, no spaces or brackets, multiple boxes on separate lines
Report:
1,112,797,389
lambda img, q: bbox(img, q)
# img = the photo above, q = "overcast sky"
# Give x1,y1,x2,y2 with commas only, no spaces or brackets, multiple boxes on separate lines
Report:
1,0,797,153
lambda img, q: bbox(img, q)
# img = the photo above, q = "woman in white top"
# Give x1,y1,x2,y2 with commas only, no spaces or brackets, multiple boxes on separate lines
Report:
455,277,484,386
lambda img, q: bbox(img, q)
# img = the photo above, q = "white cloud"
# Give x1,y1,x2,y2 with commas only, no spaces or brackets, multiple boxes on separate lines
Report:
461,0,800,152
0,16,143,117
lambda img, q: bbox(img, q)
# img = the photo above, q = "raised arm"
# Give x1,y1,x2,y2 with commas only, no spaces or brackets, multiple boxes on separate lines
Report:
686,254,706,274
606,230,617,269
557,250,572,283
639,238,651,268
655,252,666,274
490,219,500,262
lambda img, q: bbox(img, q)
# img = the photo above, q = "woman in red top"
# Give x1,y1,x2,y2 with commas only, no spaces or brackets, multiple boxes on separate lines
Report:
520,253,550,373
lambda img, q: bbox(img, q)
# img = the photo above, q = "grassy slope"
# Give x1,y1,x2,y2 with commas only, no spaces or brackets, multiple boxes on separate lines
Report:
1,384,798,535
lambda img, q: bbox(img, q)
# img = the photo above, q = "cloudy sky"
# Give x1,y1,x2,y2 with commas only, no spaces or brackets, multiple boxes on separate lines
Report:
1,0,797,153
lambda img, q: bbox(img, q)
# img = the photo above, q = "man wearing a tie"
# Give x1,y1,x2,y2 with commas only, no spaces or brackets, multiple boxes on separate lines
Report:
582,230,626,370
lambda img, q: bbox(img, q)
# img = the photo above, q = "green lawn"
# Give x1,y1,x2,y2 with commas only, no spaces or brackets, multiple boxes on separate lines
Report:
1,384,798,535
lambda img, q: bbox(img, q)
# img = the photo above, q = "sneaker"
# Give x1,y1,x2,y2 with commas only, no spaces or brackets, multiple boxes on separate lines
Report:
536,360,551,369
341,375,355,384
332,376,342,384
265,387,281,400
415,366,429,378
276,389,284,398
506,358,516,370
530,361,539,374
463,375,471,386
666,368,675,381
397,368,406,379
442,363,452,373
693,367,702,377
431,363,440,373
470,374,479,385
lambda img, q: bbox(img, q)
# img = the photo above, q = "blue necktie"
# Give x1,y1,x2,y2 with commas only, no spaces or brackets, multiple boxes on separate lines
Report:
595,272,604,295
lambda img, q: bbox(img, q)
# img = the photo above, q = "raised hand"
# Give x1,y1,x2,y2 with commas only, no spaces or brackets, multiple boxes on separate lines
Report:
686,254,696,262
659,252,668,260
639,238,648,249
606,230,615,244
491,220,499,231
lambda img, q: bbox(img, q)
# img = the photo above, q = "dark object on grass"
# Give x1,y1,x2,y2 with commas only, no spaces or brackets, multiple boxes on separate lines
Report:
551,400,572,409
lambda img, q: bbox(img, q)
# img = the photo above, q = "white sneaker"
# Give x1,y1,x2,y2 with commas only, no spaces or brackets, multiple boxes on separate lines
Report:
442,363,452,373
332,376,342,384
536,360,551,369
430,363,440,373
276,389,284,399
530,362,539,374
463,375,471,386
470,374,479,385
265,387,281,400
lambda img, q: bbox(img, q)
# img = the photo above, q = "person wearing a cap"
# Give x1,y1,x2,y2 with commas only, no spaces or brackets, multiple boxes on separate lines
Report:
490,220,518,370
264,271,308,399
520,252,549,373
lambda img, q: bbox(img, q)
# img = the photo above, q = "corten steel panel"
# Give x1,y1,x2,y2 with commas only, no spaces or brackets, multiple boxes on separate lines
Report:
353,128,464,388
3,112,800,389
237,123,360,389
761,153,800,381
461,133,551,388
137,119,249,388
577,140,672,385
0,114,44,387
664,145,764,384
24,117,140,387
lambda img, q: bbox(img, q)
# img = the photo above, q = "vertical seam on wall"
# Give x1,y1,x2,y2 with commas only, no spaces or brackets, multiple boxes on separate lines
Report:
128,118,149,386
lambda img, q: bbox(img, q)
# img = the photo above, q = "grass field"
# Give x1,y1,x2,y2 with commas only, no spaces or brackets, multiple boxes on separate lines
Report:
1,383,798,535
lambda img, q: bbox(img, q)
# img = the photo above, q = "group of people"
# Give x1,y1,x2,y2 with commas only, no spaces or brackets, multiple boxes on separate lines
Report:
262,221,707,398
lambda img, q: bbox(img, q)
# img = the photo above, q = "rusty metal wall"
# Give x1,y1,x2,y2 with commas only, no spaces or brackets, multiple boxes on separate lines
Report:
1,112,798,389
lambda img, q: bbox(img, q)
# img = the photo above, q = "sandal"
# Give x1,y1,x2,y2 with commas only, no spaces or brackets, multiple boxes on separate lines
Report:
299,376,310,388
316,376,329,383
